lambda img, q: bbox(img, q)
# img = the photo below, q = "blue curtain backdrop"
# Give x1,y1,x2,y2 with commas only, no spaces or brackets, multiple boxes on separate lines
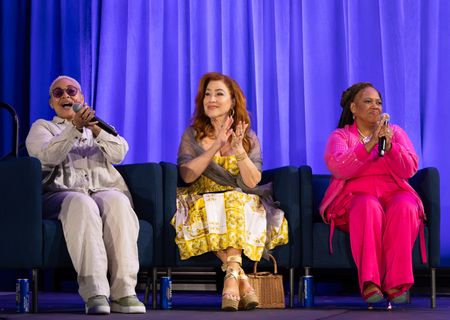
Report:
1,0,449,265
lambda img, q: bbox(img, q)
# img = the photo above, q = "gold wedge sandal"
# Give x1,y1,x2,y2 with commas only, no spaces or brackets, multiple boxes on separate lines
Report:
238,268,259,310
221,256,241,311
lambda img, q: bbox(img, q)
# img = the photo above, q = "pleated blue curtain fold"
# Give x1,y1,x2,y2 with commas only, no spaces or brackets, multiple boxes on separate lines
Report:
29,0,83,122
0,0,30,156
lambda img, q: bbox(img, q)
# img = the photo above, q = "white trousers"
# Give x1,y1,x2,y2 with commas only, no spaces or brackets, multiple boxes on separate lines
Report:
43,190,140,301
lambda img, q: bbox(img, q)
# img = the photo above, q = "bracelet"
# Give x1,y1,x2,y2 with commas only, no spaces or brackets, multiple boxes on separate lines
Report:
235,151,247,161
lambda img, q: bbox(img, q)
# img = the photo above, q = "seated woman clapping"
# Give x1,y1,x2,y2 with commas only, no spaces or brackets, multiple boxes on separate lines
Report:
171,72,289,311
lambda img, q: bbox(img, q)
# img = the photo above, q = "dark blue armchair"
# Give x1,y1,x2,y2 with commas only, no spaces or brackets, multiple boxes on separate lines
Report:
299,165,440,308
0,157,163,312
160,162,301,307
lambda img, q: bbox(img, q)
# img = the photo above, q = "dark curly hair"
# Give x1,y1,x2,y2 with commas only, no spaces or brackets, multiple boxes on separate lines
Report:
337,82,382,128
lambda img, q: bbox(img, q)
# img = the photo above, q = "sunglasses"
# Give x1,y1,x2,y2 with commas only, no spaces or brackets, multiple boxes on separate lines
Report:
52,85,78,98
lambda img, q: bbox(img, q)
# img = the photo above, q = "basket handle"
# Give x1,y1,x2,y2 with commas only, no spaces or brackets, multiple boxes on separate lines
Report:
252,253,278,274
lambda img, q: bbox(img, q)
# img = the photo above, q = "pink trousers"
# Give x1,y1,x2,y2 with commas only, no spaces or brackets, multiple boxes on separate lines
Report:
337,175,420,294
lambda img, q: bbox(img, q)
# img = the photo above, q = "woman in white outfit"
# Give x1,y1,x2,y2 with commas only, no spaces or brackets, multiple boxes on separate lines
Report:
25,75,146,315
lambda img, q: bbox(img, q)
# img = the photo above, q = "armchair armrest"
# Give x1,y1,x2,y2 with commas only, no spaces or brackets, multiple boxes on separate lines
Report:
159,162,179,267
116,163,163,266
299,165,313,266
299,165,337,267
409,167,441,267
262,166,301,267
0,157,42,268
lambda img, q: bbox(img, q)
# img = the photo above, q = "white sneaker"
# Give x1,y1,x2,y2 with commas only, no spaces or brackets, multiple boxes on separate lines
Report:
85,295,110,315
111,295,146,313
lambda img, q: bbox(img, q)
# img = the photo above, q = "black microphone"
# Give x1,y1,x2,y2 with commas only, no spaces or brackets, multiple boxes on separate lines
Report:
72,103,118,136
378,113,390,157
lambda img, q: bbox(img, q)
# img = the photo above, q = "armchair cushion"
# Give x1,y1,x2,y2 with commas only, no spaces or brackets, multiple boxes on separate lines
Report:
160,162,301,269
300,165,440,270
41,163,161,269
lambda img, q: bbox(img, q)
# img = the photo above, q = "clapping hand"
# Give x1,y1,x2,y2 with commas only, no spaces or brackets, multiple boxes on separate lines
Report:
230,121,249,153
213,116,234,149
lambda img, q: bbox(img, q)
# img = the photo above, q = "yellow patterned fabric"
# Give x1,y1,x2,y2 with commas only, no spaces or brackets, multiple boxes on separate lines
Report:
171,155,289,261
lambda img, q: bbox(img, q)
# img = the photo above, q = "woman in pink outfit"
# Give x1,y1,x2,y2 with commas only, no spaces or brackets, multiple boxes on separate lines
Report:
319,82,425,304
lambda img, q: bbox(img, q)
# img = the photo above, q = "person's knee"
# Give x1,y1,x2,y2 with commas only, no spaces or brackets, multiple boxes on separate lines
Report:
103,194,132,215
350,194,381,213
387,194,419,218
61,193,100,220
349,194,383,226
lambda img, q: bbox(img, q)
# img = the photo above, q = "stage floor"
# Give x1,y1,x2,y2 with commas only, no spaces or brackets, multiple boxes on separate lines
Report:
0,291,449,319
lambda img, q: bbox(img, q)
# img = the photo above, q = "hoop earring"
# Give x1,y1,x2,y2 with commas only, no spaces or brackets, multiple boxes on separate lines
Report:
229,108,235,118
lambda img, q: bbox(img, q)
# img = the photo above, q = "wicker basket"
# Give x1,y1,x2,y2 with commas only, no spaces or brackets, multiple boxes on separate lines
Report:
247,254,285,309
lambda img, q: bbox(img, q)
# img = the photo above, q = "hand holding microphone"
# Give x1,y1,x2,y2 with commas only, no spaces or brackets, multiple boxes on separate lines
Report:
378,113,391,156
71,104,96,130
72,103,118,136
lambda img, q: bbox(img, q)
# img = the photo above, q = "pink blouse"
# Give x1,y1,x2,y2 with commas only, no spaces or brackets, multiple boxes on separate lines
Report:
319,122,426,262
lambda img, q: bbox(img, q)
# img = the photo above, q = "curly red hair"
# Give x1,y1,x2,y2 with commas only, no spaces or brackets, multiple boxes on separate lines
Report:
192,72,251,153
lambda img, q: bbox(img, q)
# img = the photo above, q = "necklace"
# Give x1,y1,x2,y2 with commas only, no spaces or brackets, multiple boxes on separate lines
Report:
357,127,372,144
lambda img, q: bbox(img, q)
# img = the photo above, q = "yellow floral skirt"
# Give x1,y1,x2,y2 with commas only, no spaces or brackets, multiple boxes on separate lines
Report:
171,190,289,261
